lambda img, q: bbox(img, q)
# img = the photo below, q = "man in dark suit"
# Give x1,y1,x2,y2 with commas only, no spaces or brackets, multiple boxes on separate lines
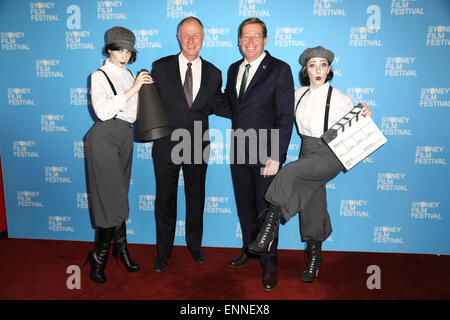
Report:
151,17,230,272
225,18,294,291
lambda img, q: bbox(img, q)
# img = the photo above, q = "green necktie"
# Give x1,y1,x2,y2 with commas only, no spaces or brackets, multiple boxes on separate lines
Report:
238,64,251,103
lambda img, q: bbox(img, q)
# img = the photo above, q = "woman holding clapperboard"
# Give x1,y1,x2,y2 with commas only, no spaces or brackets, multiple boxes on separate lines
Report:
247,46,373,283
84,26,153,284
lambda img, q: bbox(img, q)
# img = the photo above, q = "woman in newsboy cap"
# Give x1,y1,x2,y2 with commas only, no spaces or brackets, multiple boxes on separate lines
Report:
84,26,153,284
248,46,372,283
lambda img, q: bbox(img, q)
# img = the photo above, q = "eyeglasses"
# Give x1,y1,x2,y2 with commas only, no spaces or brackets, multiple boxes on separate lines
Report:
240,34,264,41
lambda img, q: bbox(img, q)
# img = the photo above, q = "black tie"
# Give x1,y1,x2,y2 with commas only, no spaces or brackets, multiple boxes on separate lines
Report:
184,62,193,108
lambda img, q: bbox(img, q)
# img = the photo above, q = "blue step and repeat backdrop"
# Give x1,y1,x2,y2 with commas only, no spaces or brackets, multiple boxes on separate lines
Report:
1,0,449,255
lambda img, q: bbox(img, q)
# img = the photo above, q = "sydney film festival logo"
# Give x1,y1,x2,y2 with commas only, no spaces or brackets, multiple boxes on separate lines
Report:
346,87,377,108
204,196,232,214
35,59,63,78
415,146,446,165
349,5,382,47
1,32,29,51
377,173,407,192
390,0,424,16
45,166,72,183
138,195,156,212
41,114,68,132
419,88,449,108
411,201,442,220
313,0,345,16
76,193,89,209
13,140,39,158
7,88,35,106
134,29,162,49
204,28,232,48
274,27,305,47
373,226,404,244
97,1,127,20
70,88,90,106
167,0,196,19
17,191,43,208
339,200,370,218
49,216,74,232
73,141,85,159
239,0,270,17
29,2,59,22
426,25,450,47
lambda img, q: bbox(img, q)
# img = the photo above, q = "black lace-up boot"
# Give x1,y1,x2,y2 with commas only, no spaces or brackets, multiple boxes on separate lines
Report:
248,204,282,255
301,240,322,283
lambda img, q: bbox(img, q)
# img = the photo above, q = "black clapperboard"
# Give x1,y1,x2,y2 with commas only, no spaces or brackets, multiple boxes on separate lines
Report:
321,103,387,170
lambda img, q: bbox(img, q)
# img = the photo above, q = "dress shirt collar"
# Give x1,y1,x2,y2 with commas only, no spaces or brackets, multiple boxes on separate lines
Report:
242,51,266,69
103,58,126,76
179,53,201,68
309,81,330,95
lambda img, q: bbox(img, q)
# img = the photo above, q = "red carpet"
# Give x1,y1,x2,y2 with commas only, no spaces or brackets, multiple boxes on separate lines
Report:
0,237,449,301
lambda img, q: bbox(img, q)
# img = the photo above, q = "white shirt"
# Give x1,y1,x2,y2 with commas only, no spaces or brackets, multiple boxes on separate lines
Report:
91,59,137,123
295,82,353,138
235,51,266,96
179,53,202,102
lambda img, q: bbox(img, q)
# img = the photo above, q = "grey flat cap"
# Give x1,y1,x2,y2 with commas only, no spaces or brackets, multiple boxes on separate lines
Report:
300,46,334,66
106,26,137,53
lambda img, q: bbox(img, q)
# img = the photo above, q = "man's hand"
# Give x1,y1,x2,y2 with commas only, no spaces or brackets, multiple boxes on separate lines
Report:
263,158,280,178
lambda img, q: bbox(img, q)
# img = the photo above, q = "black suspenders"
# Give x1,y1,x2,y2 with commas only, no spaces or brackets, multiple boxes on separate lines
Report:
323,85,333,133
97,69,117,95
295,85,333,134
96,68,135,121
97,68,135,96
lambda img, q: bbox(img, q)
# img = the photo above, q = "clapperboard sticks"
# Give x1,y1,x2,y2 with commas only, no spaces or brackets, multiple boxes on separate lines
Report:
321,103,364,144
321,103,387,171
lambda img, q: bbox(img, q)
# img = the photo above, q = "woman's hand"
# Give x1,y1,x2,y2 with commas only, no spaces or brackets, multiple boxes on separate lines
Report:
125,70,153,101
134,70,154,88
361,103,373,117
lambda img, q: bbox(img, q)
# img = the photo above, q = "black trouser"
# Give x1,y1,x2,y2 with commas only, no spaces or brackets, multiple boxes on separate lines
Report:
265,136,343,242
231,164,277,271
153,158,208,259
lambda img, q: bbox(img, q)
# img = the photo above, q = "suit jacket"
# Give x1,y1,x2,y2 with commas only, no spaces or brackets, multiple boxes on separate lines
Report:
225,51,294,165
151,54,231,162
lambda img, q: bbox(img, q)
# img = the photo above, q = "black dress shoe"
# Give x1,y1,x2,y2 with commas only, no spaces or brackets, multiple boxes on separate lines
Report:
153,256,167,272
262,269,277,291
227,253,258,268
191,250,205,264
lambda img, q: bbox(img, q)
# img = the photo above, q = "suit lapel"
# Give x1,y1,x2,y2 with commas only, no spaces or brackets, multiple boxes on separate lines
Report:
191,57,208,109
169,55,188,108
243,51,271,98
230,59,243,104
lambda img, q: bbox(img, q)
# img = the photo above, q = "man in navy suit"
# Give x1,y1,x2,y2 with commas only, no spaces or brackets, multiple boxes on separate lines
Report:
151,17,231,272
225,18,294,291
